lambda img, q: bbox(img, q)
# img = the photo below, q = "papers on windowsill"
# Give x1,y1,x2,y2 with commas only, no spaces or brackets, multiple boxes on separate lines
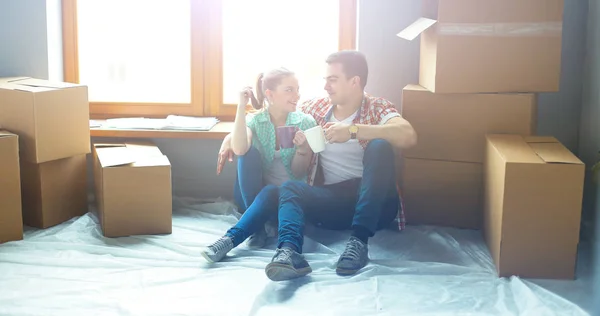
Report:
92,116,220,131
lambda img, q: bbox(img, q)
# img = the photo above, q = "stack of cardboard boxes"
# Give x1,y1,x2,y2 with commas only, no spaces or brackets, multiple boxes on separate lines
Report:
0,77,91,240
0,77,173,242
397,0,585,279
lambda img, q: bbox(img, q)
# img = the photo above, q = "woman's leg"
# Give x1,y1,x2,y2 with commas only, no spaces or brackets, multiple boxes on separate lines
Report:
226,185,279,246
235,146,264,212
201,185,279,263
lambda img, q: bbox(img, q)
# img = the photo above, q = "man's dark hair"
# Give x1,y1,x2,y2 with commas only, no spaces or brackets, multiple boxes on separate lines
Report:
325,50,368,90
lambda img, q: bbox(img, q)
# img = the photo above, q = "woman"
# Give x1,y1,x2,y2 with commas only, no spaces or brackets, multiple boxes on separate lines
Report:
201,68,316,263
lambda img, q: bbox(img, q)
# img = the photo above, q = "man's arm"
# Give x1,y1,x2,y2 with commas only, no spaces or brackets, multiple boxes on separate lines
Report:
355,116,417,149
216,133,234,175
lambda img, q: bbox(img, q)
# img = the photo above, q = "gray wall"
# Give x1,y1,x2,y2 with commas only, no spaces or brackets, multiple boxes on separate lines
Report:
0,0,51,79
579,1,600,311
579,0,600,240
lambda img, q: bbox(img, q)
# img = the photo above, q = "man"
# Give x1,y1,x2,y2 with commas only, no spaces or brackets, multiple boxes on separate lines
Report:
217,50,417,281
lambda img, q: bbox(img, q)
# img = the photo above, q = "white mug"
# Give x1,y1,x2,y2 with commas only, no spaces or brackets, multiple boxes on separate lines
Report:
304,125,326,153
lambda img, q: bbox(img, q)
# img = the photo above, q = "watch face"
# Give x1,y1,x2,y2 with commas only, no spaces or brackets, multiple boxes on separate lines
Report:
349,126,358,133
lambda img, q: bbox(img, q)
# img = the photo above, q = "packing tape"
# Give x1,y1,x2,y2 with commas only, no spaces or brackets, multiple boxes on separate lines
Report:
438,22,563,37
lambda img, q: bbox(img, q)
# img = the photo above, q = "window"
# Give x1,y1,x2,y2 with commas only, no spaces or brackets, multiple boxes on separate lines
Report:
62,0,357,119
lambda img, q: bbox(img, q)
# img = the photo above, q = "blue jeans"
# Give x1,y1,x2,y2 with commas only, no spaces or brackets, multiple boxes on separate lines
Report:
277,139,399,253
227,146,278,247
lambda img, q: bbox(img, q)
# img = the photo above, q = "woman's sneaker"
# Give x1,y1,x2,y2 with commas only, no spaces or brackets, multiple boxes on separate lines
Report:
200,236,234,263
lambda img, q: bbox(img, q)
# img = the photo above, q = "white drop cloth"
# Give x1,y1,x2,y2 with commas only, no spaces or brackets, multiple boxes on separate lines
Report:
0,198,592,316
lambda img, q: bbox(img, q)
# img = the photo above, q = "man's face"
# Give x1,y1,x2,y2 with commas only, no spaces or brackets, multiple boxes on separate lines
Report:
323,62,355,105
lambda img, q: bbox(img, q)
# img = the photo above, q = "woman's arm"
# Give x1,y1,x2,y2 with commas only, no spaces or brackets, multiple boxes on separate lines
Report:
291,131,313,178
231,88,253,155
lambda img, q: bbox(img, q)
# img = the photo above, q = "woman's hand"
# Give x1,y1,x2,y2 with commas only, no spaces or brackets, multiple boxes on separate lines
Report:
293,131,311,155
239,86,253,109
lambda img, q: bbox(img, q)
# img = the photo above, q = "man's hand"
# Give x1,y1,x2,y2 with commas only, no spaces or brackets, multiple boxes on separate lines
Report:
217,136,234,175
293,130,311,155
324,122,351,143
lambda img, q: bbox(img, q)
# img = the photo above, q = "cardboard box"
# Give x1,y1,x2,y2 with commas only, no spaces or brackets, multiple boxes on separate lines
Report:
484,135,584,279
401,84,537,163
20,155,88,229
397,0,564,93
402,158,482,229
0,77,91,163
93,142,172,237
0,131,23,243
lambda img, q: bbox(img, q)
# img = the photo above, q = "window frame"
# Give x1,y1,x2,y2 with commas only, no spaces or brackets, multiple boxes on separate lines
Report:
62,0,357,120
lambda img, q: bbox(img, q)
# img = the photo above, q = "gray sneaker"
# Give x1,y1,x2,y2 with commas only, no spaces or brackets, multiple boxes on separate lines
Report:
336,237,369,275
246,227,267,249
265,247,312,281
200,236,234,263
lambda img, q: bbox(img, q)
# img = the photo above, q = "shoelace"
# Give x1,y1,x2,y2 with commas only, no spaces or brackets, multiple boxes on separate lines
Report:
341,239,363,261
276,247,294,261
210,237,231,253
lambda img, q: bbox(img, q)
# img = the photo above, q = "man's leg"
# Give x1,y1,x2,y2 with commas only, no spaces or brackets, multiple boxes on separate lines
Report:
336,139,399,275
265,180,354,281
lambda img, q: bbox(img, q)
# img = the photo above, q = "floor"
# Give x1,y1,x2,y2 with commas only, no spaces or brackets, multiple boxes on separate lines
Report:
0,197,593,316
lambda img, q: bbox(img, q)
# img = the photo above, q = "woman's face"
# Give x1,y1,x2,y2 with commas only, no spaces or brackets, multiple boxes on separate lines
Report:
266,75,300,113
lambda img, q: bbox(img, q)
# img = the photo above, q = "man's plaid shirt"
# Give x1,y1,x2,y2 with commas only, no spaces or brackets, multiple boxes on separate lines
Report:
299,94,406,231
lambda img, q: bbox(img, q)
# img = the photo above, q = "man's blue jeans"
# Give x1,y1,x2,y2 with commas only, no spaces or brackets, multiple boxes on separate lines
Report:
277,139,399,253
227,146,278,246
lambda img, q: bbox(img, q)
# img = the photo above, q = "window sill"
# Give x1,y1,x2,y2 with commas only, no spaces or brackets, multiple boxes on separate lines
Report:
90,121,233,139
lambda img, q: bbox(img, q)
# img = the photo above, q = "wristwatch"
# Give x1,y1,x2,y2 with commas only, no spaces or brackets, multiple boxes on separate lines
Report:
349,125,359,139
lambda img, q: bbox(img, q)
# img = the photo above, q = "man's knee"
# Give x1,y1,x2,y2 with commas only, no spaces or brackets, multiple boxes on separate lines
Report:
364,139,394,161
279,180,310,202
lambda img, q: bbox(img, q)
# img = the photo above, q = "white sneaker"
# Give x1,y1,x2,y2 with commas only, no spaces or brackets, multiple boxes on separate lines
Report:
201,236,234,263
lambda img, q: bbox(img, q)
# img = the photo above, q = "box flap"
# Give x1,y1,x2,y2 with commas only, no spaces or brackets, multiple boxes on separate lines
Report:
96,142,166,168
94,143,126,148
0,77,30,83
0,130,16,138
397,17,437,40
486,134,542,164
12,78,82,89
403,84,428,92
96,147,138,167
524,136,559,143
0,82,56,93
528,143,583,165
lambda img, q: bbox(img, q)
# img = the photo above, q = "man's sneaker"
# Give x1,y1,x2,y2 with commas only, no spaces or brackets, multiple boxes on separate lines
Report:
336,237,369,276
265,247,312,281
246,227,267,249
200,236,234,263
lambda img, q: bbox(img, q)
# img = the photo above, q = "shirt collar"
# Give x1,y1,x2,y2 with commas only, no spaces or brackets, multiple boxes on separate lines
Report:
254,108,303,125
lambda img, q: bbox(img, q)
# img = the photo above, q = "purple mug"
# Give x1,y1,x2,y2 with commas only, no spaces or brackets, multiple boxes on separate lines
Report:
276,126,299,149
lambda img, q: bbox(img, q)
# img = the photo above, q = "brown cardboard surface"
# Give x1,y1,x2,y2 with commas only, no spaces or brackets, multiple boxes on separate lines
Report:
397,0,564,93
402,158,482,229
0,131,23,243
401,85,536,163
484,134,584,279
0,77,91,163
93,142,172,238
20,155,88,229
